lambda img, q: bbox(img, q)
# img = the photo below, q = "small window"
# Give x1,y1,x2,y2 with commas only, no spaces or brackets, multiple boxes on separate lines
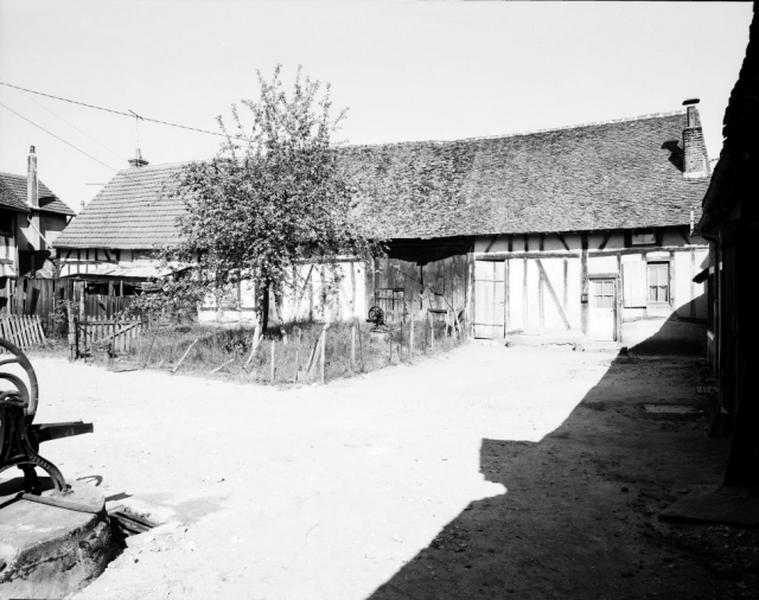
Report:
647,262,670,304
630,230,657,246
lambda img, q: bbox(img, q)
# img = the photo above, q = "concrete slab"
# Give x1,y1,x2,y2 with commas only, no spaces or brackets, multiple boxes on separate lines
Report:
660,485,759,527
0,481,115,599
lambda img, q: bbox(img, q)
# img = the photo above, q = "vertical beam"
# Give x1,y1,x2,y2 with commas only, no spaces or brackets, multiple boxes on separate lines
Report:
562,258,568,311
690,248,696,318
538,266,545,328
522,257,528,327
580,233,588,335
504,259,510,334
616,253,623,343
669,249,676,308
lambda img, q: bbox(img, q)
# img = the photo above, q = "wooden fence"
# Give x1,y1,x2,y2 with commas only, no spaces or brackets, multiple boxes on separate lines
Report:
0,315,47,349
1,277,136,324
73,318,146,357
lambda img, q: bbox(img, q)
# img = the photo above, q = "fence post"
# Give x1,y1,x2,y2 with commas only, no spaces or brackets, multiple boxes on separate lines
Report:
270,339,276,383
319,325,327,385
409,319,415,361
350,322,357,372
171,338,198,374
244,323,262,369
430,315,435,351
66,301,76,360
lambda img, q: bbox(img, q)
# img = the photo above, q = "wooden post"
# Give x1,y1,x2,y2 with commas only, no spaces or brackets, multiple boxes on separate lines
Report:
350,321,357,372
270,339,276,383
66,300,76,360
357,322,364,372
409,319,415,361
172,338,198,374
244,323,262,368
211,358,235,375
319,326,327,385
430,315,435,351
293,327,301,382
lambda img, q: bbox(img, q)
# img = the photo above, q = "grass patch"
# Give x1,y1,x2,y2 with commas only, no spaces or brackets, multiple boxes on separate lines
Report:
45,319,467,385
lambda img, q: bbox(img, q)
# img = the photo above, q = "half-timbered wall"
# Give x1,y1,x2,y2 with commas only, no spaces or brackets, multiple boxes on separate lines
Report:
472,226,709,350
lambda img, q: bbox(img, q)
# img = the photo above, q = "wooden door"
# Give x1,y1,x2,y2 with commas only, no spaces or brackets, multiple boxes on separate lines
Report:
474,260,505,339
588,278,617,341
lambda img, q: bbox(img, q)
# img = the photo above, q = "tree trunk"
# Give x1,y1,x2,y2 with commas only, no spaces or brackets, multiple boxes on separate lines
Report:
260,279,270,333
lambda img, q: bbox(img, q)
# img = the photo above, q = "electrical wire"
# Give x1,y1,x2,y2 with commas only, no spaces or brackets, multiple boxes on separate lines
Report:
0,99,118,171
0,81,235,139
21,91,125,161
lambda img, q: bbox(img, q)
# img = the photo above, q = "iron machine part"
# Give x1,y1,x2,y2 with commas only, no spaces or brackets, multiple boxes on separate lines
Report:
0,338,93,495
366,305,388,332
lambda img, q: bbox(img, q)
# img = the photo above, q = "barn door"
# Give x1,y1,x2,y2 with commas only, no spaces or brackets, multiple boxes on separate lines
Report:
588,278,617,341
474,260,505,339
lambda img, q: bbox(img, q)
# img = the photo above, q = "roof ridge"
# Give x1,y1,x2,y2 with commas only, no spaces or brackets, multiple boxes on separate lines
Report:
341,109,685,150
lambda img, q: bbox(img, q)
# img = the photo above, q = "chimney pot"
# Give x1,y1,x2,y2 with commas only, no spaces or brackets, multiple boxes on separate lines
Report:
128,148,149,168
27,145,39,208
682,98,709,180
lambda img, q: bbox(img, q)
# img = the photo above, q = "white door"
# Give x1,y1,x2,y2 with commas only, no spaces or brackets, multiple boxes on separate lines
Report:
474,260,505,339
588,278,616,341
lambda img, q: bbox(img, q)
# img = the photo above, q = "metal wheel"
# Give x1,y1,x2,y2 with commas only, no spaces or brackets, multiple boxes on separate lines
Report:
0,337,39,421
0,337,66,493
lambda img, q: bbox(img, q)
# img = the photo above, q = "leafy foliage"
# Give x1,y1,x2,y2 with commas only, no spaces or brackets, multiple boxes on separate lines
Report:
131,66,380,326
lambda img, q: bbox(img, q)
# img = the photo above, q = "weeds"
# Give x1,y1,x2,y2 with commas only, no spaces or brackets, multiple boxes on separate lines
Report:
67,319,467,385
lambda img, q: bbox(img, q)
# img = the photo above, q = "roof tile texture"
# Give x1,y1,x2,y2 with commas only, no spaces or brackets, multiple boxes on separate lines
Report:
0,172,74,215
54,112,709,249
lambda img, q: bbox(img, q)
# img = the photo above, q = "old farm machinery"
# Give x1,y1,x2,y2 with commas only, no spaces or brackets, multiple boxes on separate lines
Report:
0,337,93,497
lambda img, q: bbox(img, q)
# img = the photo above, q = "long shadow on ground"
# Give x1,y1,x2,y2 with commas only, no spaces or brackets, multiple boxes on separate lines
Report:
366,352,758,600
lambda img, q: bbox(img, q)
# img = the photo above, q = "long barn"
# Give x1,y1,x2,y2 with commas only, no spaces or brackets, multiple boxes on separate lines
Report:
54,101,711,350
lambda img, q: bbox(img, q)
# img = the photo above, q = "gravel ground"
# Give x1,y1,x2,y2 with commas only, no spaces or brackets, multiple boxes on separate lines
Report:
10,343,754,599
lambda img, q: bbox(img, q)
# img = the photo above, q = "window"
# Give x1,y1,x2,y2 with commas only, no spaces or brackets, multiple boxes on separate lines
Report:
626,229,658,247
647,262,670,303
590,279,615,308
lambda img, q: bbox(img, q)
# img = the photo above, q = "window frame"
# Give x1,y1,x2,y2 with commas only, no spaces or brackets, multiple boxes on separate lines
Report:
646,261,671,305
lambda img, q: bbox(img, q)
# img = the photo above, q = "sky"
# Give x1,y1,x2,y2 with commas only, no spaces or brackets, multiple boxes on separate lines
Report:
0,1,753,213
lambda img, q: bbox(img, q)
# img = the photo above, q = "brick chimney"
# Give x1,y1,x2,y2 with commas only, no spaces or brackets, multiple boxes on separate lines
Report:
128,147,149,168
27,144,39,207
682,98,710,180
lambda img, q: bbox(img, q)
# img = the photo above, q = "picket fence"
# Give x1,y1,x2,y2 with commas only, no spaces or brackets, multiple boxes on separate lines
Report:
0,315,47,349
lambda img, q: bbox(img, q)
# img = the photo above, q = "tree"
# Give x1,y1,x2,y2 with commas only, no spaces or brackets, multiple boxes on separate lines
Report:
140,66,379,329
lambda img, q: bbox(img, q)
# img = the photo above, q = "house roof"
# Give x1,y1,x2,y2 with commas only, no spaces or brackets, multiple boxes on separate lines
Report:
0,172,75,216
697,3,758,236
343,112,709,239
54,111,709,250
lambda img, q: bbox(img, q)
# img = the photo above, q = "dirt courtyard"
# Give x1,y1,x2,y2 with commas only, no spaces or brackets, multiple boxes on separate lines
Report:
18,344,756,599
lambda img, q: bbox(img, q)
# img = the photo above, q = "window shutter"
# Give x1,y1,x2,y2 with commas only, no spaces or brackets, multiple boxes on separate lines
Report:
623,259,646,307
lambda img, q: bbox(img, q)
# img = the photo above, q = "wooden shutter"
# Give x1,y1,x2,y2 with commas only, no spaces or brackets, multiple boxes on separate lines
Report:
622,259,646,307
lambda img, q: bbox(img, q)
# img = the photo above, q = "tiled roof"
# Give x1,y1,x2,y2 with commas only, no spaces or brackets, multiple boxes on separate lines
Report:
0,172,75,215
54,163,185,249
342,112,709,238
54,111,709,249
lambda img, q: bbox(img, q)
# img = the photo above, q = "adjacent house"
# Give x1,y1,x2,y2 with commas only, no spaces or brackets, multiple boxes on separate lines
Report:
0,145,74,311
694,3,759,486
55,101,711,349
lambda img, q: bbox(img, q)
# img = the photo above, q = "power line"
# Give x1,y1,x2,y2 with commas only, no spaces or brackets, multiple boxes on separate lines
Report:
0,81,236,139
0,99,118,171
21,91,125,161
